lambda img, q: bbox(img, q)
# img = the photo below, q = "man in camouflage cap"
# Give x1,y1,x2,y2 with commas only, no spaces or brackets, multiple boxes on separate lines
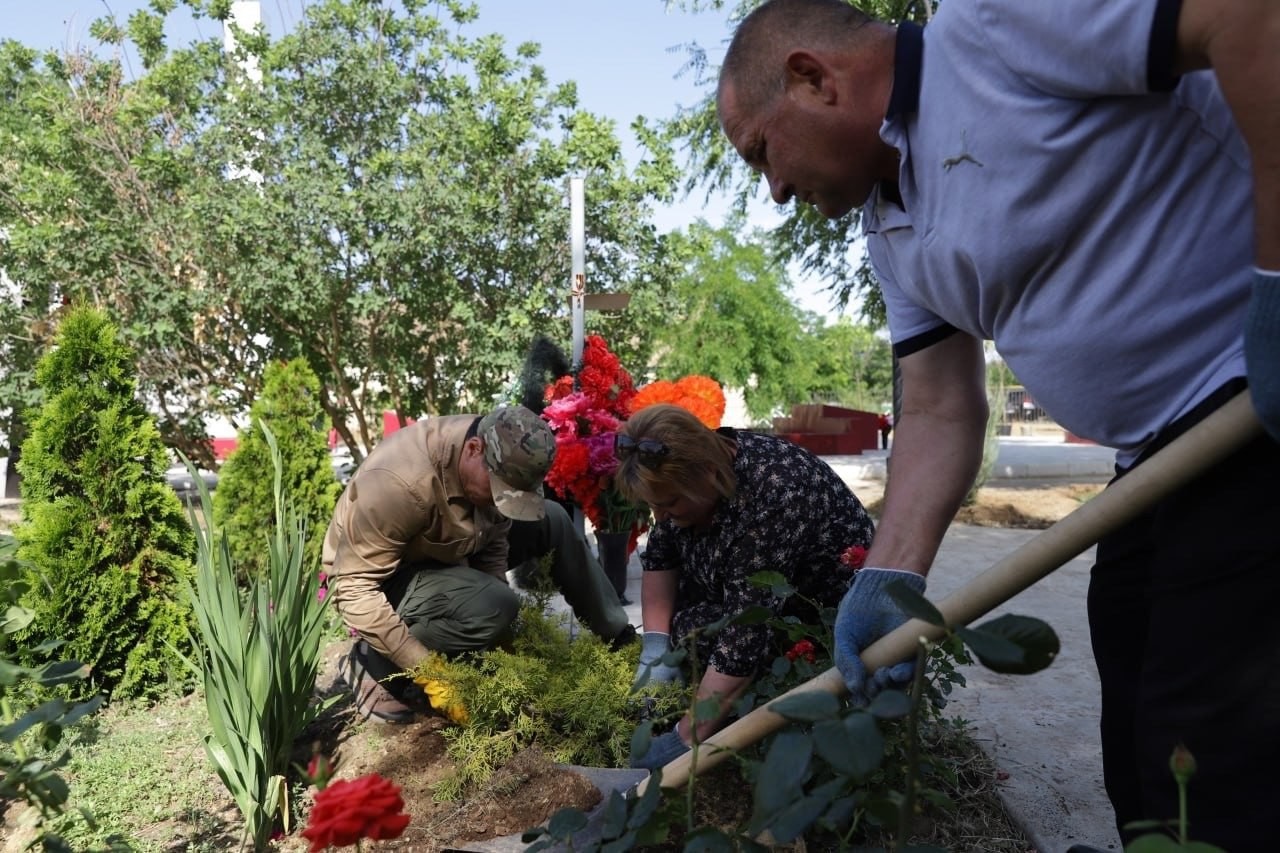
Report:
323,405,636,724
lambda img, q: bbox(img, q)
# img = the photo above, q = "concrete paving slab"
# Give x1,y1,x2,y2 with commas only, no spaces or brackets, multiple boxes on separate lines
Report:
928,524,1117,852
824,436,1118,484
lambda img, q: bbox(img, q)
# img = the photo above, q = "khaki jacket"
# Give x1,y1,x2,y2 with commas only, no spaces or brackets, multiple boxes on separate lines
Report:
322,415,511,669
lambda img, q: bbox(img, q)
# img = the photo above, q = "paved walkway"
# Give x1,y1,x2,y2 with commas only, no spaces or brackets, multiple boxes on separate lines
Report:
824,434,1119,483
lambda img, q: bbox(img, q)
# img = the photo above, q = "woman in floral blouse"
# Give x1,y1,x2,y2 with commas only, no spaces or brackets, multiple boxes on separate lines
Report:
614,404,874,769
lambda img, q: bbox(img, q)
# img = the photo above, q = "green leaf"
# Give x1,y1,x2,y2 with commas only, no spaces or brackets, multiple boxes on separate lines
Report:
0,698,69,743
0,658,29,686
770,691,842,722
867,689,911,719
682,827,736,852
1,605,34,634
768,778,842,842
813,713,884,781
60,695,105,728
752,730,812,822
693,697,721,724
959,614,1060,675
599,790,628,838
35,659,90,687
1125,835,1182,853
627,770,666,832
730,605,775,627
601,831,638,853
885,581,945,626
630,720,654,761
547,807,588,837
747,571,787,589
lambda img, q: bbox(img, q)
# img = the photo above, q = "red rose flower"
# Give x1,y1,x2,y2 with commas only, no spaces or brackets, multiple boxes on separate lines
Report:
840,545,868,571
301,773,411,852
785,639,817,663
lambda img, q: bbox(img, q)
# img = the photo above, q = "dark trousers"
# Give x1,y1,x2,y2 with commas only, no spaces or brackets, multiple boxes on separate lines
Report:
1088,391,1280,850
362,499,626,687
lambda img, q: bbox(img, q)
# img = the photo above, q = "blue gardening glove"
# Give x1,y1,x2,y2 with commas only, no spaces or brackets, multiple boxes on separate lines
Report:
1246,269,1280,441
630,726,691,770
834,568,927,706
633,631,685,689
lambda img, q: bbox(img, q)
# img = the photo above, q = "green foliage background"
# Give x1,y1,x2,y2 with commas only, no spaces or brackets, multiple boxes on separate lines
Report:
14,307,195,702
213,358,342,580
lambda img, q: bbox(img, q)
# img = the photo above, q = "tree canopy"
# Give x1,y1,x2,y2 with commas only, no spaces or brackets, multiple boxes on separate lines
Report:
0,0,682,462
654,222,892,422
662,0,937,325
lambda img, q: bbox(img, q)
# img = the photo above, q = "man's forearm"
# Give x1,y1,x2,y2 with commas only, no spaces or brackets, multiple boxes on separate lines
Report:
867,407,986,575
867,333,989,576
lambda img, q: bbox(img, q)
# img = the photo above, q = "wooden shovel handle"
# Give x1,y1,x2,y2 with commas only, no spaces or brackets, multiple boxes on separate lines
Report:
639,390,1263,794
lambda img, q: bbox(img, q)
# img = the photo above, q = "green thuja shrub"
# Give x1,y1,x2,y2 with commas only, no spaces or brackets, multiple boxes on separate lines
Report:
212,358,341,582
14,306,195,701
420,601,683,801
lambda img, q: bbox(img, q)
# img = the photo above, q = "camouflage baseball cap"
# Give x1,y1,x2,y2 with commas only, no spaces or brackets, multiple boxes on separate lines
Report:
478,406,556,521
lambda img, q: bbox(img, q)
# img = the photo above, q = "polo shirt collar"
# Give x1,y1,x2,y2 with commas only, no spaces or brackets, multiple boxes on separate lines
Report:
885,21,924,120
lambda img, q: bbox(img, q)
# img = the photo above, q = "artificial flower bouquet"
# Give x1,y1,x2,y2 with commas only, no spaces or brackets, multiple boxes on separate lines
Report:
541,335,641,537
540,334,728,552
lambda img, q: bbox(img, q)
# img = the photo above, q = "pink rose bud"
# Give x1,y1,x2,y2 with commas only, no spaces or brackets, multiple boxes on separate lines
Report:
1169,743,1197,784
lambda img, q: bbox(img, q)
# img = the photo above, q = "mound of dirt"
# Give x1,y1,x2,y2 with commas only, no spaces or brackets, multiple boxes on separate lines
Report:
276,644,601,853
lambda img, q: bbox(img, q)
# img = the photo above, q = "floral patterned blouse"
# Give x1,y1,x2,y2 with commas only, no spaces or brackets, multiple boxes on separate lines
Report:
640,430,875,677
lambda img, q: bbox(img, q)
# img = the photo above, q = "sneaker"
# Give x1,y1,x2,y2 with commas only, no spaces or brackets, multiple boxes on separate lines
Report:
339,643,416,725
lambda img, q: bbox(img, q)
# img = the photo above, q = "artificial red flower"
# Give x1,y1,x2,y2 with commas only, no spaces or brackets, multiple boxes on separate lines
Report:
785,640,817,663
301,773,411,852
840,545,868,571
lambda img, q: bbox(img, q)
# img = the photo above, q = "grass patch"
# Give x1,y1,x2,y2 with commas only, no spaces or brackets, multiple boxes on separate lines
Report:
48,695,237,851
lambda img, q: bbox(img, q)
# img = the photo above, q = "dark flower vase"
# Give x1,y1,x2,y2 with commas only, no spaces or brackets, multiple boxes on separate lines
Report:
596,531,631,605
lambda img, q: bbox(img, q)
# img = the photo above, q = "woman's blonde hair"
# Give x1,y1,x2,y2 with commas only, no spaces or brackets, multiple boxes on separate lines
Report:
615,404,737,505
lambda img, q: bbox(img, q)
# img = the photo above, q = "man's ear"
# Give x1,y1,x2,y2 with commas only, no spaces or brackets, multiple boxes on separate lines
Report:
463,436,484,459
785,50,838,104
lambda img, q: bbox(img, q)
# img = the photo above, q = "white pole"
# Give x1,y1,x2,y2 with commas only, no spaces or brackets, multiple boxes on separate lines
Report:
568,177,587,540
570,176,585,369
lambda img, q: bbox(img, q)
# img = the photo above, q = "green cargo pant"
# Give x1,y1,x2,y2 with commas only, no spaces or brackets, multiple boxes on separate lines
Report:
362,499,628,684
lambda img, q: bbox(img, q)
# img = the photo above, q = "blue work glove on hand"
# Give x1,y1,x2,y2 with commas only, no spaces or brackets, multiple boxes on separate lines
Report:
1246,269,1280,441
630,727,691,770
834,568,927,706
633,631,685,689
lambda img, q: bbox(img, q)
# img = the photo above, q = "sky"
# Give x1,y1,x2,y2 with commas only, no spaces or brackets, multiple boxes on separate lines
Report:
2,0,846,318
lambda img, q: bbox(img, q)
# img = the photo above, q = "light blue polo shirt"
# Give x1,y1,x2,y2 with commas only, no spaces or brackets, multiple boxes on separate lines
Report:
863,0,1254,463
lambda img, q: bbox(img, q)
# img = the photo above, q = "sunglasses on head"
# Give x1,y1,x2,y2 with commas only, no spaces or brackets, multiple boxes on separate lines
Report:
614,433,670,468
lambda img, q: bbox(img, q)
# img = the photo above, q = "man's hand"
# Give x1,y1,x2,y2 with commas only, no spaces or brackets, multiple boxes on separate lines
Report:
1246,270,1280,441
633,631,685,689
834,568,927,706
630,724,691,770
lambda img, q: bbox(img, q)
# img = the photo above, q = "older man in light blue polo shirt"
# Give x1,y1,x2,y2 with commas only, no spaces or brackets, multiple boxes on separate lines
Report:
717,0,1279,848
